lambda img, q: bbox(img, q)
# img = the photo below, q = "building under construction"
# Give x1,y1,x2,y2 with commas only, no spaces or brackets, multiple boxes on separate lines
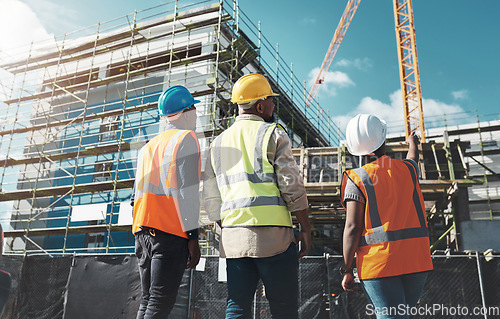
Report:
0,0,341,255
0,0,499,318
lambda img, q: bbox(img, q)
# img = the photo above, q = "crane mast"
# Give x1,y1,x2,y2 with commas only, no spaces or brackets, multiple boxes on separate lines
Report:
393,0,426,141
307,0,426,141
305,0,361,107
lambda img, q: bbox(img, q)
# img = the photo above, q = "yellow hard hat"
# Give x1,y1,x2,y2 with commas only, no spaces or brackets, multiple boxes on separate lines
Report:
231,73,279,103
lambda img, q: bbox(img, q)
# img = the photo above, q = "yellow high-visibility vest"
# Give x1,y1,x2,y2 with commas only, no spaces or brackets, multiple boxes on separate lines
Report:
211,119,292,227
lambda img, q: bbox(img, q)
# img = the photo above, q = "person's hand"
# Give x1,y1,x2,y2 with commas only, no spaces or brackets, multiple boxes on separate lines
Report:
341,272,355,292
295,230,311,259
186,239,201,269
405,132,420,146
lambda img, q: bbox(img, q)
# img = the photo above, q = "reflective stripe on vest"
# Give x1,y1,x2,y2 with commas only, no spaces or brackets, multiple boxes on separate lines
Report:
221,196,287,212
401,160,427,229
213,121,278,187
133,129,200,237
211,120,291,227
135,130,186,200
353,163,428,247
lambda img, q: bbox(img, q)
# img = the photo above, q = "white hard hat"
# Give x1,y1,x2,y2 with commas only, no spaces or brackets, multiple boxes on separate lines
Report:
345,114,387,156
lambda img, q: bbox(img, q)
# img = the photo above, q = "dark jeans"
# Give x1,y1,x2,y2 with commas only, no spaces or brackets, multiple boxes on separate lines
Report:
226,243,299,319
135,229,189,319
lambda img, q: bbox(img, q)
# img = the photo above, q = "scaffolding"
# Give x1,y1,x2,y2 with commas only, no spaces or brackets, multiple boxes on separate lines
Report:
0,0,498,256
0,0,343,255
398,111,500,222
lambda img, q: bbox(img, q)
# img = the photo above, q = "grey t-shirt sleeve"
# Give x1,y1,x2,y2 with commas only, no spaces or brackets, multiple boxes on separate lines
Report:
342,177,366,207
176,133,200,240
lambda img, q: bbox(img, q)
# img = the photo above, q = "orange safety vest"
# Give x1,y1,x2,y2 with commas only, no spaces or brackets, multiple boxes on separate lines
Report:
132,129,200,238
341,155,433,280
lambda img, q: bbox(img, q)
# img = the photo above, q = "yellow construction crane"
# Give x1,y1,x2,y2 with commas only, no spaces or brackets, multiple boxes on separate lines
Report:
305,0,361,109
306,0,426,142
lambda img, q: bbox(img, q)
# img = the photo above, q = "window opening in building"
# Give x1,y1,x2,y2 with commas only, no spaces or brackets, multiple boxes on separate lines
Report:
85,220,106,251
482,140,498,149
99,116,118,142
105,43,202,78
42,68,99,91
93,160,113,182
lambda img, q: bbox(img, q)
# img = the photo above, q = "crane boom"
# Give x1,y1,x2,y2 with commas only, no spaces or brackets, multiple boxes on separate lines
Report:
305,0,361,107
309,0,426,142
393,0,426,141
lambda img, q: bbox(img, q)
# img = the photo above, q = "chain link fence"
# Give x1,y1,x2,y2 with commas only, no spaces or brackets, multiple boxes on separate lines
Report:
0,254,498,318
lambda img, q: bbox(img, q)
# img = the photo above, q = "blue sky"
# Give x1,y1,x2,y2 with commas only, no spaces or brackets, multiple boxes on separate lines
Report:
1,0,499,132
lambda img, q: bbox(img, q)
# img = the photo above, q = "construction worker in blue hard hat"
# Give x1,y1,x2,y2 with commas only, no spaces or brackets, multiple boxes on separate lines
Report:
340,114,432,319
203,73,311,318
131,85,201,318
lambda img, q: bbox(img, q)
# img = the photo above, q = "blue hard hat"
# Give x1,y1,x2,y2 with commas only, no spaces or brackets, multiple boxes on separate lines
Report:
158,85,201,116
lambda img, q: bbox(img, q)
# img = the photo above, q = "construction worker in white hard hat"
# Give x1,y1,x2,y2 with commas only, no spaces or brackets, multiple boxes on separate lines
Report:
340,114,433,319
132,85,201,318
203,73,311,318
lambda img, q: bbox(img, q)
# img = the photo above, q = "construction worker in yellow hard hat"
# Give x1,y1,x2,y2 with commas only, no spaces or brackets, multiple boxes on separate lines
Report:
203,73,311,318
231,73,280,122
340,114,433,319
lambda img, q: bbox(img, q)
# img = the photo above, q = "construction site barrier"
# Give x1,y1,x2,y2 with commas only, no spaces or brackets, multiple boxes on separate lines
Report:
0,253,498,319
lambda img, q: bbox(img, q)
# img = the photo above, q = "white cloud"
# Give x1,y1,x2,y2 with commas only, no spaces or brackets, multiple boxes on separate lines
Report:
0,0,54,54
335,59,351,68
451,89,468,100
23,0,80,34
333,89,465,134
0,0,58,100
301,17,317,25
307,67,355,96
421,96,465,126
335,57,372,71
